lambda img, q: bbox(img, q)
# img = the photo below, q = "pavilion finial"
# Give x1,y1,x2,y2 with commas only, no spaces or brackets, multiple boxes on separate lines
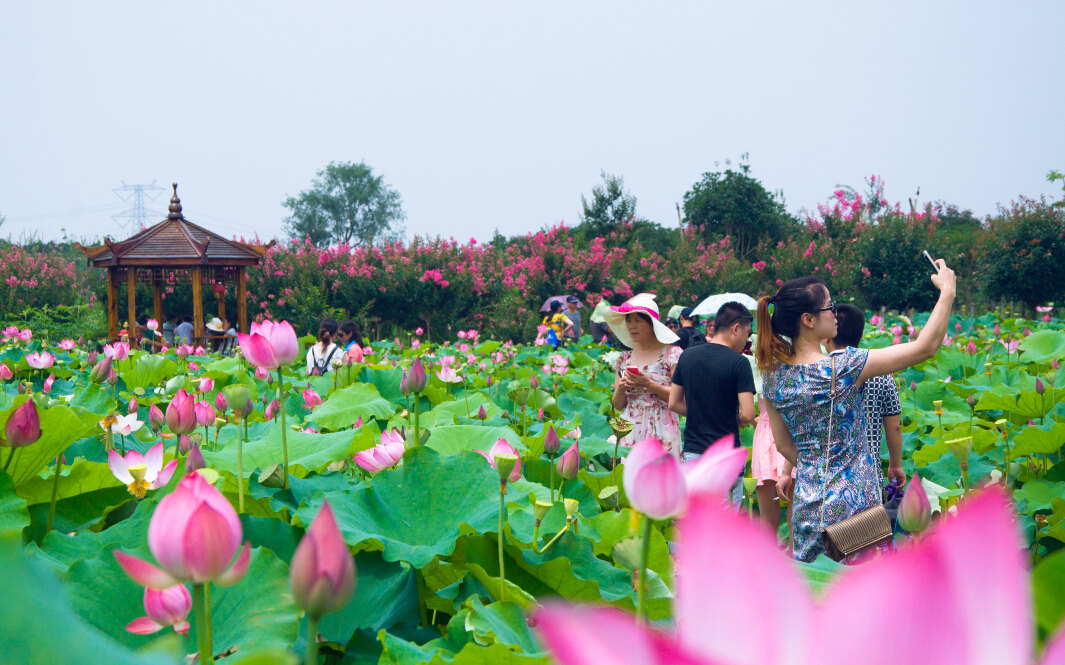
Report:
168,183,183,220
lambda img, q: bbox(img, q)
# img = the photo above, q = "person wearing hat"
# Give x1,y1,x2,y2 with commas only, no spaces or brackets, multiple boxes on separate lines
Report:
673,307,706,350
605,294,683,457
562,296,583,344
205,317,234,353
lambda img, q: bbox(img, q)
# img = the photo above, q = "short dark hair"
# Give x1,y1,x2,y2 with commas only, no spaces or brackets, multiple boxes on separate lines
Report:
680,307,698,323
714,302,753,333
833,303,866,348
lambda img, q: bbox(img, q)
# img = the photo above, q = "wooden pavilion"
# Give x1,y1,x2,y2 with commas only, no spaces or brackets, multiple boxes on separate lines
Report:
77,184,272,344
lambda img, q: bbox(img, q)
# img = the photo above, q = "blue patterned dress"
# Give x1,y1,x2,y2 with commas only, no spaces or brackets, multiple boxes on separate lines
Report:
763,347,883,562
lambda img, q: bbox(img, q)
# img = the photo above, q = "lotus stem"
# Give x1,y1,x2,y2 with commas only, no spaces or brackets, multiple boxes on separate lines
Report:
46,455,62,532
535,519,576,554
463,379,470,422
237,430,244,513
192,583,212,664
636,515,653,624
549,457,556,504
2,447,14,473
412,396,420,446
276,368,289,489
305,615,320,665
498,482,506,603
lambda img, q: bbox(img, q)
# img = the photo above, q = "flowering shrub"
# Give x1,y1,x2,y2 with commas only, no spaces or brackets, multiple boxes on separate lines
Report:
0,243,87,317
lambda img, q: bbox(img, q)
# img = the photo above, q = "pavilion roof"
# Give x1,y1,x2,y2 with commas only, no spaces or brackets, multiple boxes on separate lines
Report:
77,184,272,267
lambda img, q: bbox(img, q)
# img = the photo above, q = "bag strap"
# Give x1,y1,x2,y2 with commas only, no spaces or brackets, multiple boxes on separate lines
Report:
818,355,837,528
316,345,338,373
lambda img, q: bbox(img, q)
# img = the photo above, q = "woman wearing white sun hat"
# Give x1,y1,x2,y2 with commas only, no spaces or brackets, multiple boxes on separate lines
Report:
605,293,683,457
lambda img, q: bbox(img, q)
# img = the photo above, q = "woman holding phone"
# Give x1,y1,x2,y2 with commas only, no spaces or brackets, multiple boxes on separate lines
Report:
605,294,683,457
756,257,956,562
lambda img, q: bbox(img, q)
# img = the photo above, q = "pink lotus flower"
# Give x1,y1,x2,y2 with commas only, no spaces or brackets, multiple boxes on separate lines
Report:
197,377,214,393
411,339,421,349
0,363,11,381
265,399,280,420
1001,339,1020,354
176,345,191,360
254,366,269,381
106,413,145,436
898,473,931,533
622,438,686,520
680,435,750,501
128,396,139,414
126,585,192,636
535,488,1065,665
165,389,197,435
3,399,41,447
214,392,228,413
556,441,580,480
302,387,322,409
467,329,478,340
1,326,17,339
193,346,205,356
187,362,198,372
17,329,31,342
146,319,162,336
42,373,55,394
290,500,356,620
114,472,250,587
194,401,216,427
237,320,299,370
966,340,978,355
415,327,424,336
108,442,178,498
436,365,461,383
25,351,55,370
457,330,467,339
474,438,522,483
353,429,405,472
104,342,130,361
58,339,76,351
1037,305,1053,313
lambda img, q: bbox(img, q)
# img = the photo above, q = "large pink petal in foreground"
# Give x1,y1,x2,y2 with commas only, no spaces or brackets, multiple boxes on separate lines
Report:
237,332,279,370
676,493,810,665
681,435,749,501
534,603,713,665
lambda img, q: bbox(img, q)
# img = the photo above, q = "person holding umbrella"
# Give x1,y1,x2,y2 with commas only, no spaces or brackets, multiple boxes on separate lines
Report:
605,294,683,457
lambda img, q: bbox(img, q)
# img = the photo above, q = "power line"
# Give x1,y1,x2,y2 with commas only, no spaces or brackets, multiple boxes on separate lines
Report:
112,181,166,235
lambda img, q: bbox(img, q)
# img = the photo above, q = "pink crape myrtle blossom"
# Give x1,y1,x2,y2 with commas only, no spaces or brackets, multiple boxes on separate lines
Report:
126,585,192,636
108,443,178,499
114,472,250,587
535,488,1065,665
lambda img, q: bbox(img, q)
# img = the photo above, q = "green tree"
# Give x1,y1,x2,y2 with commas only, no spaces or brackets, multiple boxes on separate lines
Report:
852,209,939,312
980,197,1065,311
578,171,638,237
681,156,797,259
283,161,405,247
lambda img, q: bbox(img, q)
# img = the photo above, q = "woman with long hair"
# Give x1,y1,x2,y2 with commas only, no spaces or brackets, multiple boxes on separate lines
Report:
756,260,955,562
305,317,341,376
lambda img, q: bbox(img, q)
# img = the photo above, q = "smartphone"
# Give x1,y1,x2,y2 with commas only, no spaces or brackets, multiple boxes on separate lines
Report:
922,250,940,272
625,366,641,375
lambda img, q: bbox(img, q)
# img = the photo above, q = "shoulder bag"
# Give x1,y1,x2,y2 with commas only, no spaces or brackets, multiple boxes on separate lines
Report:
820,354,894,562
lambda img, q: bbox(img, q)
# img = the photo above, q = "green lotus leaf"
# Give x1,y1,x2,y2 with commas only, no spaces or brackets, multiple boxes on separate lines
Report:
297,448,501,568
1017,480,1065,512
17,460,122,505
1020,330,1065,364
318,550,419,642
1012,422,1065,457
432,394,504,425
426,425,524,456
309,383,396,430
118,355,179,391
0,397,100,487
0,471,29,535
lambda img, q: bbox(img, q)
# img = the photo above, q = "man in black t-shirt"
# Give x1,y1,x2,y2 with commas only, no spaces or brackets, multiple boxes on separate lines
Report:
669,302,757,489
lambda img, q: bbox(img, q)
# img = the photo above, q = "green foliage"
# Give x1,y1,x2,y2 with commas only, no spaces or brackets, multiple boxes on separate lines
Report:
283,160,406,247
577,171,638,238
981,197,1065,310
852,209,939,311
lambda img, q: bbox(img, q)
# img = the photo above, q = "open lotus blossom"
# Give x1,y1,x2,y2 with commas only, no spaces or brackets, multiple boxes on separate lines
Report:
1001,338,1020,354
474,438,522,483
25,351,55,370
145,319,162,336
237,319,299,370
17,329,31,342
536,488,1065,665
436,365,461,383
58,339,76,351
114,471,250,587
302,387,323,409
290,500,356,620
353,429,406,472
103,342,130,361
105,413,144,436
108,443,178,498
1,326,18,339
125,584,192,636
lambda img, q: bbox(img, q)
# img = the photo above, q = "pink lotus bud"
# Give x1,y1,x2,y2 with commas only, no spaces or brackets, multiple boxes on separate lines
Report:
530,375,539,389
415,327,424,336
302,387,322,409
897,474,931,533
114,472,250,586
178,435,192,454
125,584,192,636
290,500,356,620
401,358,428,395
543,425,560,453
197,377,214,393
146,319,159,332
910,380,917,392
0,363,11,381
194,401,216,427
148,403,165,429
474,439,522,483
214,392,228,413
107,368,117,385
254,366,268,381
165,389,197,435
86,350,98,365
966,341,977,355
1036,378,1046,395
993,323,1001,335
90,356,113,383
187,362,198,372
128,396,139,414
967,394,976,407
955,322,962,332
3,399,42,447
185,444,206,473
42,373,55,394
265,399,280,420
622,438,686,520
556,441,580,480
486,376,493,387
476,405,487,421
1053,360,1060,370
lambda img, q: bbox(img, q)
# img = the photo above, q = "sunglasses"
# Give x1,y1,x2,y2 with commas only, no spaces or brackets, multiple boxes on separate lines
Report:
815,301,837,315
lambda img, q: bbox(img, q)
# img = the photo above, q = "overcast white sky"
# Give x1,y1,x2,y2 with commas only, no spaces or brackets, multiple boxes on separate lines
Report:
1,2,1062,244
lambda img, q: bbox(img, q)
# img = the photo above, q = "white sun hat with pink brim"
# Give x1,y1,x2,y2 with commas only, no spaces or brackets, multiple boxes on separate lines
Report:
603,293,680,347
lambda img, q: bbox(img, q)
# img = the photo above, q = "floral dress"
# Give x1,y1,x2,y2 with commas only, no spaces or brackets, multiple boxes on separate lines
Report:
762,347,883,562
613,346,683,457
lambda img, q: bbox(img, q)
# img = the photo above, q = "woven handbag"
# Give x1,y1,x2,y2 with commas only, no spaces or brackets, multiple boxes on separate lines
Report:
819,355,893,562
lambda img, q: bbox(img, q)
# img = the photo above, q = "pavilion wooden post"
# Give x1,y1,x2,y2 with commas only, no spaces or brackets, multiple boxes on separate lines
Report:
236,267,247,334
106,267,119,340
217,291,226,323
191,266,204,345
152,277,163,328
126,268,137,337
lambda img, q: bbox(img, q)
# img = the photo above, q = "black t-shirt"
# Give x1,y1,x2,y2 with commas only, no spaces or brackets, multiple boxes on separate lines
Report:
672,342,756,454
674,326,706,350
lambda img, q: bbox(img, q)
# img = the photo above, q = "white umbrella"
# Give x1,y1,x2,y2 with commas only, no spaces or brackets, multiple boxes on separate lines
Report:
691,292,759,318
666,305,685,320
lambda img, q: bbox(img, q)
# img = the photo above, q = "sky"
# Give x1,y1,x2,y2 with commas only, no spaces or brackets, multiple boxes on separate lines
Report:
1,2,1062,245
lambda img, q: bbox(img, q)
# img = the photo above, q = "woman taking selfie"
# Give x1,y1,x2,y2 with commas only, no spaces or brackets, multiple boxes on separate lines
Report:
756,258,955,562
605,294,683,457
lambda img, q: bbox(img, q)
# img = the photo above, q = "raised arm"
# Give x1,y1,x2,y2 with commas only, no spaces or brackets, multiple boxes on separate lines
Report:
859,259,956,383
